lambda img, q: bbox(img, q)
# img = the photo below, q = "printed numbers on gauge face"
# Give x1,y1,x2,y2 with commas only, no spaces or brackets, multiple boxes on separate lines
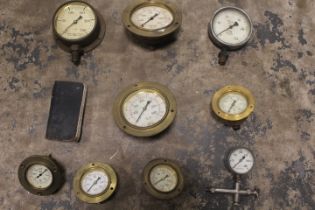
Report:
228,148,254,174
149,164,178,193
218,92,248,115
26,164,53,189
80,170,109,196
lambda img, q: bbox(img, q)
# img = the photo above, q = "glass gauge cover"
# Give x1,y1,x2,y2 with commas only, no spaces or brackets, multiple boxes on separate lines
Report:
227,147,255,174
149,164,178,193
26,164,53,189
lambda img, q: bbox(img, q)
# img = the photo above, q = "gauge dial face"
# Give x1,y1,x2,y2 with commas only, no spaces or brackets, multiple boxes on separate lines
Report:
228,148,254,174
131,6,174,31
54,2,97,40
26,164,53,189
218,92,248,115
212,8,251,46
80,170,109,196
123,90,167,128
149,164,178,193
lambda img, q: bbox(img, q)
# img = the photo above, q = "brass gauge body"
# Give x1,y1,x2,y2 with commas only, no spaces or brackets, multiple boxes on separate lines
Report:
18,155,64,196
122,0,182,45
73,162,118,204
143,159,184,199
113,82,176,137
52,1,106,65
211,85,255,129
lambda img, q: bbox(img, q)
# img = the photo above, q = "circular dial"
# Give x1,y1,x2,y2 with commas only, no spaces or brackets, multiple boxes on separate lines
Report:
228,148,254,174
131,6,174,31
149,165,178,193
54,2,97,40
26,164,53,189
80,170,109,196
219,92,248,115
212,7,252,46
123,90,167,128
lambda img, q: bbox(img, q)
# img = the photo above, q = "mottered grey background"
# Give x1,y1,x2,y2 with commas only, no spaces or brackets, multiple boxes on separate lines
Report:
0,0,314,209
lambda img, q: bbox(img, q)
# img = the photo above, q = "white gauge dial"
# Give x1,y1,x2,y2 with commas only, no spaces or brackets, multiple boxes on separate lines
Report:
219,92,248,115
123,90,167,128
80,170,109,196
228,148,254,174
131,6,174,31
54,2,97,40
26,164,53,189
149,165,178,193
212,8,251,45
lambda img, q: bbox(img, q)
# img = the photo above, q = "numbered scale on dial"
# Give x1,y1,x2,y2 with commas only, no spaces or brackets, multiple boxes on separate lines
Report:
143,159,184,199
53,1,105,65
208,7,253,65
122,0,182,45
18,155,64,195
113,82,176,137
226,147,255,175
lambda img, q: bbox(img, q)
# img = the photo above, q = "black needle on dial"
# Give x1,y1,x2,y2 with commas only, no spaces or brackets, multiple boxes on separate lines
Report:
36,169,48,179
216,21,239,36
232,154,247,168
136,101,151,123
141,13,159,27
154,174,169,185
87,177,101,192
62,15,83,34
228,100,237,113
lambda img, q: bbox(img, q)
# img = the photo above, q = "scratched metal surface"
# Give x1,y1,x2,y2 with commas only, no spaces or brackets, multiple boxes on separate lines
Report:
0,0,314,209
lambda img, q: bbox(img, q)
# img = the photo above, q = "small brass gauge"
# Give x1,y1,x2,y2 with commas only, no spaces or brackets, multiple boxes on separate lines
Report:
18,155,64,195
143,159,184,199
211,85,255,129
208,7,253,65
122,0,182,45
52,1,105,65
73,162,118,204
113,82,176,137
226,147,255,175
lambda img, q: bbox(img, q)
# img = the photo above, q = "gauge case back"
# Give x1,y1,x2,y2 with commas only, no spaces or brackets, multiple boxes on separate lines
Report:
46,81,87,142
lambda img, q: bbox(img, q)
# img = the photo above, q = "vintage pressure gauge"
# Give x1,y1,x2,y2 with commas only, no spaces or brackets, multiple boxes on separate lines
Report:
208,7,253,65
53,1,105,65
211,85,255,129
73,162,118,204
122,0,182,44
18,155,64,195
113,82,176,137
226,147,255,175
143,159,184,199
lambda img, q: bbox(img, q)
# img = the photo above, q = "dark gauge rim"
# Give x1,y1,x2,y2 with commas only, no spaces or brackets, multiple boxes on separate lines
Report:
143,159,184,199
208,6,253,50
225,147,255,175
18,155,64,196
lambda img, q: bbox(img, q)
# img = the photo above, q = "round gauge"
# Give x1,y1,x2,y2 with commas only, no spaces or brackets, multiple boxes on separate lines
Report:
18,155,64,195
122,0,182,42
226,147,255,175
208,7,253,50
211,85,255,122
73,162,117,204
113,82,176,137
143,159,184,199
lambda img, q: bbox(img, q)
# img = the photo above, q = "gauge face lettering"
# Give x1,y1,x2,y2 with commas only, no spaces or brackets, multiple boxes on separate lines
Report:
228,148,254,174
123,90,167,128
26,164,53,189
131,6,174,31
54,2,96,40
219,92,248,115
81,170,109,196
149,165,178,193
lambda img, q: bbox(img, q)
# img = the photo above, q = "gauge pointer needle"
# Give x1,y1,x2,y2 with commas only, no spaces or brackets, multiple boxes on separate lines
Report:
154,175,169,185
36,169,48,179
136,101,151,123
62,15,83,34
141,13,159,27
87,177,101,192
216,21,239,36
228,100,237,113
232,154,247,168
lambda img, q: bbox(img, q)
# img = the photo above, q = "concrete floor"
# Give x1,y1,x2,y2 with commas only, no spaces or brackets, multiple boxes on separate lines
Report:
0,0,314,209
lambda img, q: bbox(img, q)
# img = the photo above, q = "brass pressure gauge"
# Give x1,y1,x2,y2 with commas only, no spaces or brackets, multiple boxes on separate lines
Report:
122,0,182,44
113,82,176,137
18,155,64,195
143,159,184,199
53,1,105,65
211,85,255,129
73,162,118,204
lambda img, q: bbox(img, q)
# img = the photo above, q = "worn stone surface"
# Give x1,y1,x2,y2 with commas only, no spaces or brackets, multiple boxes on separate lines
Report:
0,0,314,209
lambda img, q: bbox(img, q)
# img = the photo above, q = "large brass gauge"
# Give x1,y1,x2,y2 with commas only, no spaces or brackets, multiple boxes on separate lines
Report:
52,1,105,65
122,0,182,44
113,82,176,137
73,162,118,204
18,155,64,195
143,159,184,199
211,85,255,129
